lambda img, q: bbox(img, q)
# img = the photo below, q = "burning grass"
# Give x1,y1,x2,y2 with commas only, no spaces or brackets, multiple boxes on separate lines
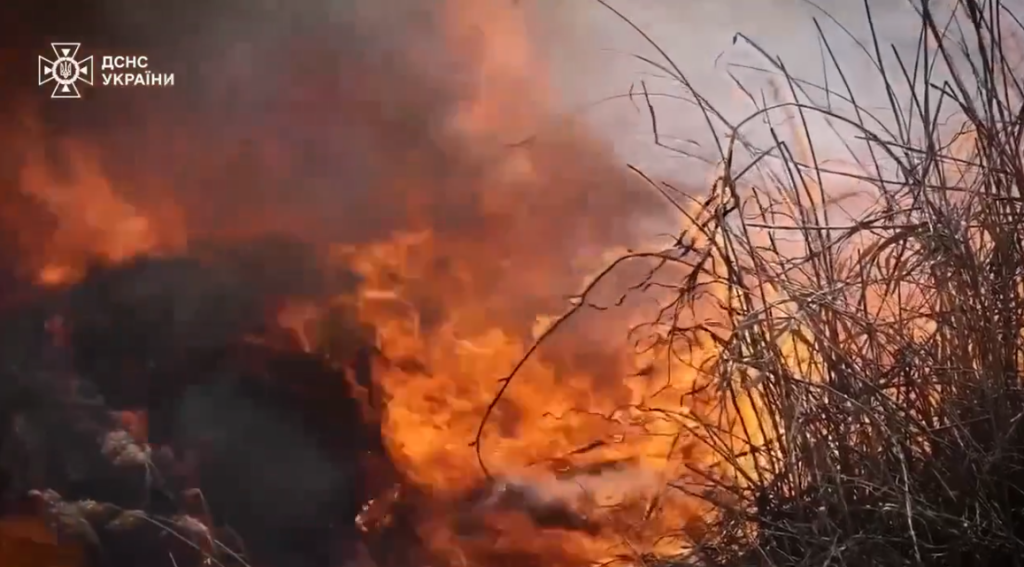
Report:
567,0,1024,565
8,0,1024,565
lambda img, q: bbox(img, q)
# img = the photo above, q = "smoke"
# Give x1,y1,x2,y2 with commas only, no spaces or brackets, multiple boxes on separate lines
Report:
0,0,669,320
2,2,963,564
535,0,935,183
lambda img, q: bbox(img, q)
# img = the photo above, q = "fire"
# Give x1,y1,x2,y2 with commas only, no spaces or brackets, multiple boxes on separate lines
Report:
15,131,184,285
326,227,742,563
0,0,763,565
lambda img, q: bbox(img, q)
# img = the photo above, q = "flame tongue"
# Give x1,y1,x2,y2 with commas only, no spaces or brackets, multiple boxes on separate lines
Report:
0,0,710,565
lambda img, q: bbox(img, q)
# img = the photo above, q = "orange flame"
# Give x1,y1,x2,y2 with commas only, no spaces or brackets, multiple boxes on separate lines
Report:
4,1,752,565
15,129,184,285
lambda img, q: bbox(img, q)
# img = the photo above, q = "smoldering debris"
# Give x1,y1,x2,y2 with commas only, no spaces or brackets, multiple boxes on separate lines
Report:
0,240,414,567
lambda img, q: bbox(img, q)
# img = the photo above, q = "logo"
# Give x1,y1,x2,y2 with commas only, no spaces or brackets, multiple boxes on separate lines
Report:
37,45,174,96
38,43,94,99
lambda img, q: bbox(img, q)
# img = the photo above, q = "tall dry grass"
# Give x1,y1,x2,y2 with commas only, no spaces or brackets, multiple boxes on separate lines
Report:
589,0,1024,565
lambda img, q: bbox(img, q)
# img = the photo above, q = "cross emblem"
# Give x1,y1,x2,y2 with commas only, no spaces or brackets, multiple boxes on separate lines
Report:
39,43,94,99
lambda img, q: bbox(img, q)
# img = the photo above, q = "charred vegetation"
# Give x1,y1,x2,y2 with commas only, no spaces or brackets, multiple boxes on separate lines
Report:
0,240,416,567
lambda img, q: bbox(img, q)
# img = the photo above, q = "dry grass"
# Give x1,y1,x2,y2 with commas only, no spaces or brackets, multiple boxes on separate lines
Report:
582,0,1024,565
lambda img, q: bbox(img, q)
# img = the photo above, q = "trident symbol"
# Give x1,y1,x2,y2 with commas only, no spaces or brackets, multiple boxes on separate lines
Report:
58,60,74,80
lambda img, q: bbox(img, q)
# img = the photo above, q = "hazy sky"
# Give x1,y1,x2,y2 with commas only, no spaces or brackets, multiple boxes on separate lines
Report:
534,0,938,184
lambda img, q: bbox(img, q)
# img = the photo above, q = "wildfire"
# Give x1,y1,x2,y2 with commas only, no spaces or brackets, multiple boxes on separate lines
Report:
0,0,758,565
